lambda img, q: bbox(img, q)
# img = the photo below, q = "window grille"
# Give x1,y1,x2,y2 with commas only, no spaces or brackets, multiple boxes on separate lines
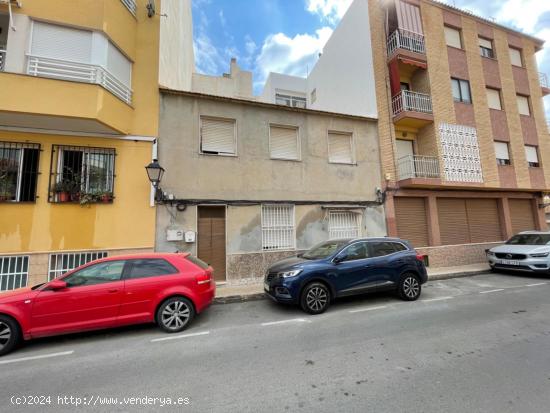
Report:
49,145,115,203
329,211,360,239
0,141,40,202
262,205,295,251
0,255,29,291
120,0,137,15
48,251,108,281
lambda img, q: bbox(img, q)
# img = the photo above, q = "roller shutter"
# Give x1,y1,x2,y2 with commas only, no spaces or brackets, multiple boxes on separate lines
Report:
270,125,299,160
394,197,429,247
509,199,536,234
438,198,470,245
328,132,353,164
31,21,93,63
466,199,503,242
200,117,236,155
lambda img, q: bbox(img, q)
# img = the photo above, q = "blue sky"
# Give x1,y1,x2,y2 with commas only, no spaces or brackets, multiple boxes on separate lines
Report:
192,0,550,116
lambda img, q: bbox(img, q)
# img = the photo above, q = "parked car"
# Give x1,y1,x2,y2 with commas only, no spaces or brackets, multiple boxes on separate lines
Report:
487,231,550,274
264,237,427,314
0,253,215,356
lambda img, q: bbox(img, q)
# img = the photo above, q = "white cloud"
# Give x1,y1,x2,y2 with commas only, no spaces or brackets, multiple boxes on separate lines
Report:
255,27,333,83
245,35,257,56
494,0,550,32
306,0,352,24
218,10,226,28
194,32,225,75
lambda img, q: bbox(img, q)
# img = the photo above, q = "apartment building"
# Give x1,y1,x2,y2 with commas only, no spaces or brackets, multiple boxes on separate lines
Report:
260,0,550,267
155,81,385,283
0,0,193,290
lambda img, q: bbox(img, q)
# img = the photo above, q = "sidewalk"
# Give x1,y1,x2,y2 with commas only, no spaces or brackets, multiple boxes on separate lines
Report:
214,263,491,304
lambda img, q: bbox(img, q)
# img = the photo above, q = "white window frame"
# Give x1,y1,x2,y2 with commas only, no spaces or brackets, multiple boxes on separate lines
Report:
328,211,361,240
327,131,355,165
478,37,494,58
199,116,238,157
509,47,523,67
48,251,109,281
444,26,462,49
524,145,539,168
516,95,531,116
261,204,296,251
275,93,307,109
268,123,301,161
494,141,511,165
0,255,29,291
486,88,502,110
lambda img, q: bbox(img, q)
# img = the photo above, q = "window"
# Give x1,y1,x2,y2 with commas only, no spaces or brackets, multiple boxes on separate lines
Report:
269,125,300,160
127,259,178,279
120,0,137,16
392,242,407,252
49,145,115,203
509,47,523,67
516,95,531,116
310,89,317,104
200,117,237,155
261,204,295,250
328,132,354,164
275,93,307,108
339,241,369,262
63,260,125,287
329,211,360,239
48,251,108,281
444,26,462,49
186,255,210,270
0,142,40,202
525,145,539,167
370,242,399,257
494,141,511,165
486,88,502,110
479,37,494,58
451,78,471,103
0,256,29,291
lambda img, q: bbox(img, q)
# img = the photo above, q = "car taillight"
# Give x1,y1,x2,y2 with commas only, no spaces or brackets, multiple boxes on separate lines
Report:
416,254,425,262
196,269,212,285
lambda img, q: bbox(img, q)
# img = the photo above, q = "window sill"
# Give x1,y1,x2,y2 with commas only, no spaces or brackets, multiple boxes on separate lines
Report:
519,114,532,118
328,161,357,166
480,55,497,62
270,157,302,162
446,45,465,52
199,152,238,158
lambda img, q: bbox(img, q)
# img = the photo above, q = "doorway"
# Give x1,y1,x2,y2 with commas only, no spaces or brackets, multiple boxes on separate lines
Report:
197,206,226,282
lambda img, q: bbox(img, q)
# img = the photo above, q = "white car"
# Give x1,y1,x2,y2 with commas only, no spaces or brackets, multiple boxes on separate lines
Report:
487,231,550,274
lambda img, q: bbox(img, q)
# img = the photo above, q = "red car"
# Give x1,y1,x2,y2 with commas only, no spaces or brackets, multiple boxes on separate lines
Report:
0,253,215,356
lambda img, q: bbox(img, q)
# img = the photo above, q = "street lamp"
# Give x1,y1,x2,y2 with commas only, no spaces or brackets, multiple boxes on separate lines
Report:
145,159,165,202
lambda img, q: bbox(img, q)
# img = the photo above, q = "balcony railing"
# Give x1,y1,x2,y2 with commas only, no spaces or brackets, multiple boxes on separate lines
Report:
387,29,426,57
27,55,132,104
120,0,137,16
392,90,432,116
0,48,5,72
540,72,549,89
397,155,440,180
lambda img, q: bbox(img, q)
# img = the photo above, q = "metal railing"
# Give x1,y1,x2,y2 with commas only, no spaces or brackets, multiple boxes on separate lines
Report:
0,48,5,71
397,155,440,180
120,0,137,16
540,72,549,89
387,28,426,56
27,55,132,104
392,90,432,116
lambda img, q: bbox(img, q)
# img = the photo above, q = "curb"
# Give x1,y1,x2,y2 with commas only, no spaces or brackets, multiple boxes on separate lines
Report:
213,269,492,305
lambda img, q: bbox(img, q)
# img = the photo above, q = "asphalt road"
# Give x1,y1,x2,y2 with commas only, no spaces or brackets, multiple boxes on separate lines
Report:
2,271,550,413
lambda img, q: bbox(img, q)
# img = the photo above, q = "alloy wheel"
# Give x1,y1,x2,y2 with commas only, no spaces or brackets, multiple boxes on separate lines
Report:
306,286,328,312
403,276,420,299
0,321,11,352
161,301,191,331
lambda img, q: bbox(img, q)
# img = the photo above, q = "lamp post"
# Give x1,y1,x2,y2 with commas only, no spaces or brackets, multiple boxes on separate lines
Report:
145,159,165,203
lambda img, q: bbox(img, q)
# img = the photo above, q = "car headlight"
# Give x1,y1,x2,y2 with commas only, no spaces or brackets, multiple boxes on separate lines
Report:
278,269,302,278
486,250,495,257
530,252,549,258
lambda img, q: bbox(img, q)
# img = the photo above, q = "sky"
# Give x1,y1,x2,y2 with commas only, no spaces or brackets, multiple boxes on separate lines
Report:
192,0,550,116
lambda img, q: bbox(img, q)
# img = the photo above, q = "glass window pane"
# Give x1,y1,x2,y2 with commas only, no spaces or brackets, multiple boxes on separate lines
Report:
460,80,471,103
128,259,178,279
64,261,125,287
451,79,461,101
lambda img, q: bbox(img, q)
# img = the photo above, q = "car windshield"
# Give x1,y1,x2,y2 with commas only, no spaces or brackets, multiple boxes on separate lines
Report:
506,234,550,245
302,240,350,259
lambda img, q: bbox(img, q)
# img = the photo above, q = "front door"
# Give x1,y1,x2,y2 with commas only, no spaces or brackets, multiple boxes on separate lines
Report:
198,206,226,282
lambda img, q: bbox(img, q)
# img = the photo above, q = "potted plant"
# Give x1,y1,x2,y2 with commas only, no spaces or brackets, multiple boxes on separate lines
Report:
53,179,74,202
99,191,113,203
79,192,98,206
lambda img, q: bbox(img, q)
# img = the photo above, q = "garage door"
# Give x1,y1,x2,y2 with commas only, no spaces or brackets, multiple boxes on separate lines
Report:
509,199,536,234
394,197,429,247
438,198,469,245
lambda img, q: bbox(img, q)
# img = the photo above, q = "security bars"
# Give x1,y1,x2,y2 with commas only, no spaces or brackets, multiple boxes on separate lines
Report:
0,255,29,291
48,251,108,281
0,141,40,202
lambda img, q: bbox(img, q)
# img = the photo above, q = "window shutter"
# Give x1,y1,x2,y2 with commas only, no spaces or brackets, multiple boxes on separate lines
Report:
438,198,470,245
107,43,132,88
200,118,236,155
509,47,522,66
486,88,502,110
494,142,510,160
31,21,92,63
478,38,492,49
394,197,429,247
516,95,530,116
444,26,462,48
465,199,503,243
328,132,353,164
509,199,535,233
270,126,299,160
525,146,539,163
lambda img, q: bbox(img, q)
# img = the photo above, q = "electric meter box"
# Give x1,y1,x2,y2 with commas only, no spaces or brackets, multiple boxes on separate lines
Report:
184,231,196,243
166,228,184,242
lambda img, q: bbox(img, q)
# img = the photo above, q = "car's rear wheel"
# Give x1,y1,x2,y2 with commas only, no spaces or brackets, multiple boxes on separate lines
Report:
157,297,195,333
300,282,330,314
397,273,421,301
0,315,21,357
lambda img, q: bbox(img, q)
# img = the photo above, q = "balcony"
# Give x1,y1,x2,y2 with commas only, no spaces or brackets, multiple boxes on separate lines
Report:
387,29,425,57
391,90,433,128
0,47,5,72
397,155,440,181
540,72,550,96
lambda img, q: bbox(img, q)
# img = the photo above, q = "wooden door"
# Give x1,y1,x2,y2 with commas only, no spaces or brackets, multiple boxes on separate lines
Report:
198,206,226,282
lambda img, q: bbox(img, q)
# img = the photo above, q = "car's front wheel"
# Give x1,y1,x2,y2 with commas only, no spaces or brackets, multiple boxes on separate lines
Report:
397,273,421,301
0,315,21,357
300,282,331,314
157,297,195,333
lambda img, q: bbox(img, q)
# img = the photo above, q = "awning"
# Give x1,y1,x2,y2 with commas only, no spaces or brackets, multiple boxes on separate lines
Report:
399,57,427,69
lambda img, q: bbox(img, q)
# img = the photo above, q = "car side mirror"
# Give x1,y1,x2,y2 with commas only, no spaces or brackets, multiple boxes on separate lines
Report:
333,253,348,264
296,252,303,258
48,279,68,291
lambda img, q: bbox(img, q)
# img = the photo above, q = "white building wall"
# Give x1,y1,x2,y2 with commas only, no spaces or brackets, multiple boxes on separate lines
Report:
260,72,308,103
4,14,31,73
159,0,194,91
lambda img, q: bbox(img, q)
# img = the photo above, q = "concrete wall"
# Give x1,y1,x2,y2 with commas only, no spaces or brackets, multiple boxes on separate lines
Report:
260,73,308,103
192,59,254,99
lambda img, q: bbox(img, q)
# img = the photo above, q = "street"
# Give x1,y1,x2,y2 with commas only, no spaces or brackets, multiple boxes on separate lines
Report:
2,271,550,413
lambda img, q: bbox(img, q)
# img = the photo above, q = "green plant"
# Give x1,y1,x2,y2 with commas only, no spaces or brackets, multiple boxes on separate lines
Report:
79,192,99,206
52,179,75,194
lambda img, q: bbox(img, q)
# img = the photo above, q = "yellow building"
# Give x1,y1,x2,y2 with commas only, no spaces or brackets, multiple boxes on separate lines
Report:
0,0,174,289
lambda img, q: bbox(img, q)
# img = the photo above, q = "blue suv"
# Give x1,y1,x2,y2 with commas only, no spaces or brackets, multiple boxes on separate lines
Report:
264,238,428,314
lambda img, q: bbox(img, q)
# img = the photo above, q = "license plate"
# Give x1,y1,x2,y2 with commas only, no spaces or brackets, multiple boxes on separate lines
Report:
264,282,270,292
499,259,520,266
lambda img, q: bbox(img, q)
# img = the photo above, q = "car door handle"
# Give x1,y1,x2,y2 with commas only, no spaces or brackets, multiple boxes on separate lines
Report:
108,289,119,293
